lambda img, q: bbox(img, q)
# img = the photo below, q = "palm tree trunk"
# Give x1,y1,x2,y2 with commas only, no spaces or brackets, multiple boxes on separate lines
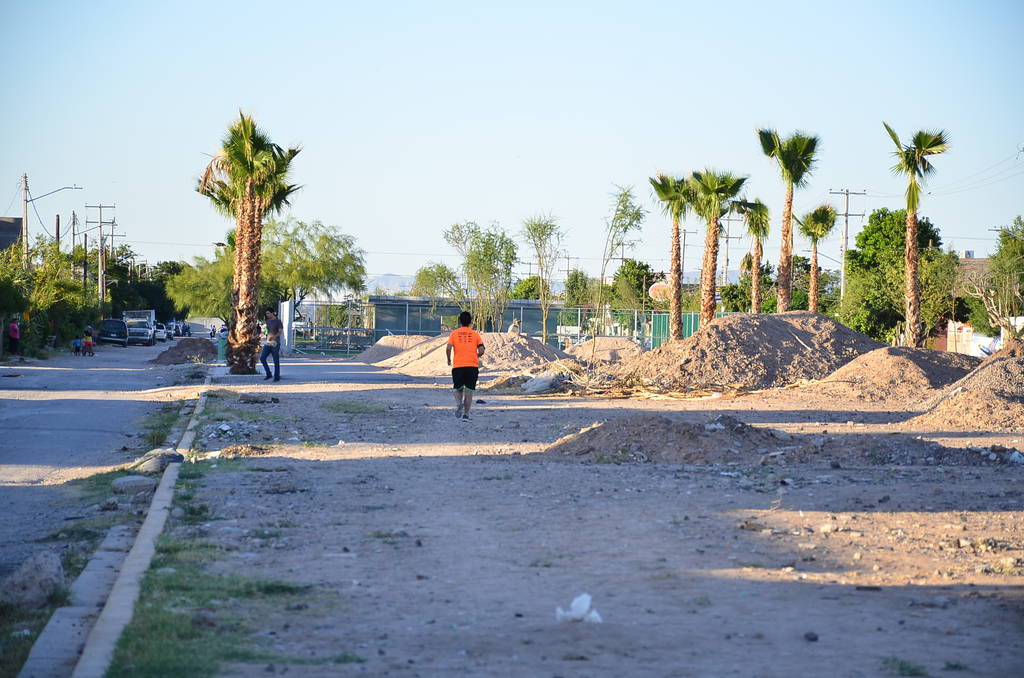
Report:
699,216,719,327
228,191,264,374
751,239,763,313
904,210,922,346
808,241,820,313
776,182,794,312
669,217,682,340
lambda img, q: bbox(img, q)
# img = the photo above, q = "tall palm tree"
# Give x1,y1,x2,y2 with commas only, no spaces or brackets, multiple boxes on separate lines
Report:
198,112,301,373
883,122,950,347
649,174,693,340
796,204,837,313
757,129,820,313
689,170,747,327
736,199,770,313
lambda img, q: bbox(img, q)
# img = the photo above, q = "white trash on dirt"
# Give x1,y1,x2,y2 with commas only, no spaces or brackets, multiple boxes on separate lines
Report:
556,593,602,623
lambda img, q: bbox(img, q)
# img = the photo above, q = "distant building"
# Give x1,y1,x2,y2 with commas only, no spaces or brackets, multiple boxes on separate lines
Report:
957,251,990,280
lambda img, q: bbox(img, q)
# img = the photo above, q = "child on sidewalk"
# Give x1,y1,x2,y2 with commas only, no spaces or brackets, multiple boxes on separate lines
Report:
83,331,95,356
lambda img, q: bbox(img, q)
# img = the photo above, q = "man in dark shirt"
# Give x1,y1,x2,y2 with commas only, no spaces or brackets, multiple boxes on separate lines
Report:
260,308,284,382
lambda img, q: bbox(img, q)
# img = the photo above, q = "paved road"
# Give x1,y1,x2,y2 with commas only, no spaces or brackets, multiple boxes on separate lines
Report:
214,357,437,386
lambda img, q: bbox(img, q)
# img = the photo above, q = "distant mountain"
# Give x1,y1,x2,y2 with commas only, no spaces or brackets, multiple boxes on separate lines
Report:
365,274,415,294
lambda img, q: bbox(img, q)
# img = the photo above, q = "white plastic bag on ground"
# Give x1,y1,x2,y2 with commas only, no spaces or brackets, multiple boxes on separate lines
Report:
556,593,602,623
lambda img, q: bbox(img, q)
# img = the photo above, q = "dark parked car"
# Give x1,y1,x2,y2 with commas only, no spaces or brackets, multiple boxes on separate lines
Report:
97,318,129,348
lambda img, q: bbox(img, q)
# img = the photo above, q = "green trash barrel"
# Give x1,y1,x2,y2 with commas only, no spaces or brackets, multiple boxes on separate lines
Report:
216,336,227,361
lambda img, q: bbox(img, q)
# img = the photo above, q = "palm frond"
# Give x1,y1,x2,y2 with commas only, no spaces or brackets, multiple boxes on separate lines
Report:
757,129,779,158
882,121,902,150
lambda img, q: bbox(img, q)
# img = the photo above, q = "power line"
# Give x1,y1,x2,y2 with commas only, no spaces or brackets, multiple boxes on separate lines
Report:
26,187,53,237
828,188,866,299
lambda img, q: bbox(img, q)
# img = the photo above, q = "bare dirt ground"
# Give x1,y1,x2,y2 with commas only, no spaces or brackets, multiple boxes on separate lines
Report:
169,372,1024,677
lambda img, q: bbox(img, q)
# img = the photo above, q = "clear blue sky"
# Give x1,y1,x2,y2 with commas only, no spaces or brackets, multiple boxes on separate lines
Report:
2,0,1022,285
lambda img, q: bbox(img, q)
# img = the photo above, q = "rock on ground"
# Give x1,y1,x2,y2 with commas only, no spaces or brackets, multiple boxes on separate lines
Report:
0,551,65,608
111,475,158,494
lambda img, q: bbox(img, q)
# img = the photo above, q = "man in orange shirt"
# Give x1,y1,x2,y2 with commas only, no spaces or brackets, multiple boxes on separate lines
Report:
445,311,485,422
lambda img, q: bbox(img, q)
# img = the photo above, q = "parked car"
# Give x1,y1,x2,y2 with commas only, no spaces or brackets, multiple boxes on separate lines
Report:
97,318,129,348
155,323,168,342
126,320,156,346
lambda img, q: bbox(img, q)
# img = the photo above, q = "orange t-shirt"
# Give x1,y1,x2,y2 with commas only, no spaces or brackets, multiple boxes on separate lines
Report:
447,327,483,368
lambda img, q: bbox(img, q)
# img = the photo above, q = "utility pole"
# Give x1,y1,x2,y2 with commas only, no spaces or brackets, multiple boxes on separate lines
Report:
85,203,115,304
21,174,29,268
55,214,60,248
82,233,88,288
719,215,743,286
828,188,866,299
679,228,698,286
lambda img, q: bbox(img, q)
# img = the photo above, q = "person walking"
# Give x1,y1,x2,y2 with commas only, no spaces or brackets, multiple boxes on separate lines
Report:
6,318,20,356
260,308,283,382
83,329,95,356
445,311,485,422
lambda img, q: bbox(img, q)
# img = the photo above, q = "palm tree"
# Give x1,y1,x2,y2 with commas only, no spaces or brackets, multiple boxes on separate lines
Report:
883,122,950,347
757,129,820,312
689,170,747,327
736,199,770,313
796,204,837,313
198,112,301,373
649,174,693,339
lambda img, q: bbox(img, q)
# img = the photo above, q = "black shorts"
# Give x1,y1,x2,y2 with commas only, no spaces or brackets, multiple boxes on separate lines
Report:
451,366,479,391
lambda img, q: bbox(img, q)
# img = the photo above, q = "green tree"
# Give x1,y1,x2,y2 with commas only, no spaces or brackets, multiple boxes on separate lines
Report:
649,174,693,339
797,204,837,313
736,199,770,312
511,276,544,300
962,216,1024,339
197,111,301,373
882,121,951,346
563,269,591,307
611,259,655,310
521,215,562,342
689,170,747,326
262,218,365,304
757,129,820,312
443,222,518,330
411,263,464,301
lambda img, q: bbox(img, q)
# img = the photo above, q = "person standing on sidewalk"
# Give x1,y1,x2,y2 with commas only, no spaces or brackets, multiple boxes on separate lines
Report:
445,311,485,422
260,308,283,382
6,318,20,356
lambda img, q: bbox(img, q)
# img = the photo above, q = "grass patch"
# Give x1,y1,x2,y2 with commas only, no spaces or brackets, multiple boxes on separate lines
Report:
43,514,134,542
140,405,182,448
108,535,346,678
65,468,132,503
320,399,386,414
0,601,54,678
881,656,929,676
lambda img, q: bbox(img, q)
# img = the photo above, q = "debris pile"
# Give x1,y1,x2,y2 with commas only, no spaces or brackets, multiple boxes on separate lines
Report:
150,338,217,365
617,312,881,390
564,337,643,365
379,332,571,376
808,347,981,402
352,334,432,364
910,357,1024,431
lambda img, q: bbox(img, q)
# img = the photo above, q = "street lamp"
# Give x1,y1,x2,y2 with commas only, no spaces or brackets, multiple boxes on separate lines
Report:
21,173,82,267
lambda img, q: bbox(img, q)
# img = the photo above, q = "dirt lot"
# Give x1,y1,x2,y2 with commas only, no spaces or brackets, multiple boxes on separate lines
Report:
156,374,1024,678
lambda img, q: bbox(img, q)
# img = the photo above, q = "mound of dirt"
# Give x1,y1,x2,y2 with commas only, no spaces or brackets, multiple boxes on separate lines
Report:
910,357,1024,431
808,347,981,402
617,312,882,390
379,332,571,376
986,338,1024,361
565,337,643,364
149,338,217,365
352,334,432,364
546,414,809,464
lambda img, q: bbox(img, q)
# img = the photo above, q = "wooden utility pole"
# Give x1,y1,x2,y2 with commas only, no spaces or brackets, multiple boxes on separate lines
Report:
85,204,115,303
719,215,743,286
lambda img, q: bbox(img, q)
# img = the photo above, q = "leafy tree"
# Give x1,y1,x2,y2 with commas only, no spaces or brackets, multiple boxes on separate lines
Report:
564,269,591,307
411,263,464,302
882,121,950,346
262,218,365,304
689,170,746,326
797,204,837,313
736,199,770,312
611,259,655,310
197,111,301,373
757,129,820,312
443,222,518,330
649,174,693,339
593,187,646,342
521,215,562,342
511,276,544,300
962,215,1024,339
839,208,955,342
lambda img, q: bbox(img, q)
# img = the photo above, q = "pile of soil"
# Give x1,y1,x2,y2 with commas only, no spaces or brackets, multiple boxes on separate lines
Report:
808,347,981,402
149,338,216,365
379,332,571,376
546,414,820,464
352,335,432,364
617,312,882,390
910,357,1024,431
564,337,643,364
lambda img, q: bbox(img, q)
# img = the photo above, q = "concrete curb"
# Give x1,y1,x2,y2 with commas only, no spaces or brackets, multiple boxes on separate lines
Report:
68,374,213,677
